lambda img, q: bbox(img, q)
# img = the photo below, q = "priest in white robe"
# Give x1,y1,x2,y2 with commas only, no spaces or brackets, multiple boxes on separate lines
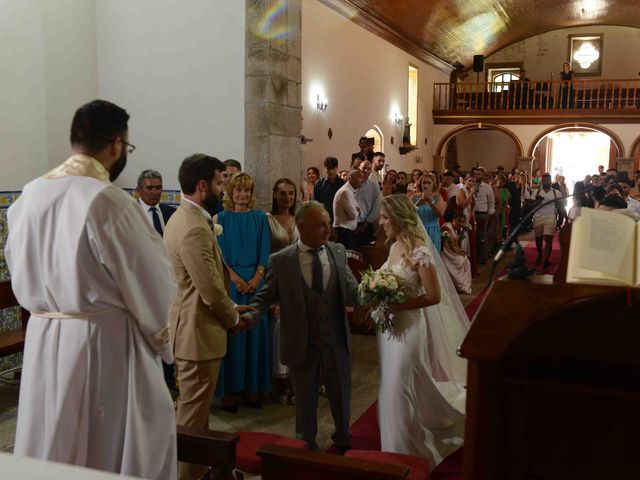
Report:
4,100,178,479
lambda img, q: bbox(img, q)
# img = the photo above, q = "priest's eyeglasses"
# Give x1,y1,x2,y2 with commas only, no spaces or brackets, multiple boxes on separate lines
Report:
119,138,136,154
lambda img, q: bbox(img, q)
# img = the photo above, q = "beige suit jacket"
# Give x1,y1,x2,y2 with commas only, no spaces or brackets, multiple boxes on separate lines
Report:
164,201,237,361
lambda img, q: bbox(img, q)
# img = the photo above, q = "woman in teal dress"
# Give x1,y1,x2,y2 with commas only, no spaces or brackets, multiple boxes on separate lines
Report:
411,173,446,252
214,172,271,411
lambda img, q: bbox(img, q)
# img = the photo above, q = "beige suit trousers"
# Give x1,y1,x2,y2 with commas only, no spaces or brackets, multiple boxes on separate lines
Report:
175,357,221,480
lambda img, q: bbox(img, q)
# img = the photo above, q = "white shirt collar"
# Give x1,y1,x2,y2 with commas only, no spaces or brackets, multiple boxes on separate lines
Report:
297,239,325,253
183,197,212,221
139,198,159,211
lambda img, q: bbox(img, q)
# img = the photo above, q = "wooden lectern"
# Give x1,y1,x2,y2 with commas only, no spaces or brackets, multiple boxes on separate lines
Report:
460,241,640,479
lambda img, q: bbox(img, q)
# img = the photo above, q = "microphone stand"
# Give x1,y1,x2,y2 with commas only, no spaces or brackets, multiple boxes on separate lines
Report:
488,189,571,287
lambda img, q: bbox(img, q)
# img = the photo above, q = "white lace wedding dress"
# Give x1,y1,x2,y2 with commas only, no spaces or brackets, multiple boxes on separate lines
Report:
377,240,470,468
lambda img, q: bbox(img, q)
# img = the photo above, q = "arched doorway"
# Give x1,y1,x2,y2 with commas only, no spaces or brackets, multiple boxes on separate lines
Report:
529,123,624,191
436,124,523,172
365,125,384,153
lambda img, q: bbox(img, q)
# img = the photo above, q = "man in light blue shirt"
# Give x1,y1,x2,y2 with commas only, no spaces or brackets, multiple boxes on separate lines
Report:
355,160,382,245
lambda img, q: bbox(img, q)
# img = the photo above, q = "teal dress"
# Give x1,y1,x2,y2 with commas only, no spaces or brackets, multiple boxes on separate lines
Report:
416,196,442,252
215,210,271,396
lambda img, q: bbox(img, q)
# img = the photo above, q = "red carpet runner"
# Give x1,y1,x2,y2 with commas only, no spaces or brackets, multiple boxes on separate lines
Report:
339,234,561,478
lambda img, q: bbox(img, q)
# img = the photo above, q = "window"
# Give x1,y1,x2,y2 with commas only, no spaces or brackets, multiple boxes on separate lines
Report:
568,34,603,76
491,72,520,92
485,62,524,92
407,65,418,146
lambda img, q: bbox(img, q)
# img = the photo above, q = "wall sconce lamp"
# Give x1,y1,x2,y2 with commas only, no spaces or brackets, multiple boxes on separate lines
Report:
394,113,404,125
316,95,328,112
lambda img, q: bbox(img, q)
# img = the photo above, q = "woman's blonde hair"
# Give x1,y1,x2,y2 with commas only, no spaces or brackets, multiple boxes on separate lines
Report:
223,172,256,210
381,194,428,252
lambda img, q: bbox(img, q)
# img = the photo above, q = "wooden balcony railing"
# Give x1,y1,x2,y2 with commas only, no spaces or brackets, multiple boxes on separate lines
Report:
433,79,640,112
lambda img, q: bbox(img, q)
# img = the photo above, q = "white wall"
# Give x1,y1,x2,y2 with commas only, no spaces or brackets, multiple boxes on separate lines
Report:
483,25,640,82
454,130,517,171
0,0,98,190
302,1,449,177
96,0,245,190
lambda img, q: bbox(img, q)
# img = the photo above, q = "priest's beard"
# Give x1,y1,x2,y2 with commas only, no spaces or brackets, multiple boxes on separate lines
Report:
203,186,220,213
109,151,128,182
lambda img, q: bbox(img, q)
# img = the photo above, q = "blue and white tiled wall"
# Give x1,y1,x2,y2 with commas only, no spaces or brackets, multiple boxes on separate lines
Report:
0,188,181,372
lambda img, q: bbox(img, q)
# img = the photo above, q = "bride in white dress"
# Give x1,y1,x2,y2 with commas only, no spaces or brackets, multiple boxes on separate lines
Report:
375,194,470,468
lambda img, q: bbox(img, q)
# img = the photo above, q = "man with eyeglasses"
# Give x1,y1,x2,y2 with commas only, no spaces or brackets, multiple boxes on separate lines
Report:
5,99,178,479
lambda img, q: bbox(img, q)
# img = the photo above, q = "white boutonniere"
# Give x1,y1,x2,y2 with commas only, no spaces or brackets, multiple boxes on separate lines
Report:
213,224,224,237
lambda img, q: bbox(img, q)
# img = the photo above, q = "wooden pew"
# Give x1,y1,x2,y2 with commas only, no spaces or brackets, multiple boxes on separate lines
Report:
0,280,29,358
258,444,408,480
176,425,238,480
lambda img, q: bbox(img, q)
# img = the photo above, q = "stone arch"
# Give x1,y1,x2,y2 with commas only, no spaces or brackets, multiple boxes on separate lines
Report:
527,122,624,158
435,123,524,158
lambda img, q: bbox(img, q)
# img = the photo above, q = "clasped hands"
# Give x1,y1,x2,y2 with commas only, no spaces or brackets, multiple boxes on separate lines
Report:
230,272,261,295
229,305,257,335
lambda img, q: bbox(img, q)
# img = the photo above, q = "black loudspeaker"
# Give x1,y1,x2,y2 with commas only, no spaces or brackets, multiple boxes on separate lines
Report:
473,55,484,72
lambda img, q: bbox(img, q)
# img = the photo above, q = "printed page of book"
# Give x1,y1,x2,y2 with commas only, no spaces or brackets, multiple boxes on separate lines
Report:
567,208,635,286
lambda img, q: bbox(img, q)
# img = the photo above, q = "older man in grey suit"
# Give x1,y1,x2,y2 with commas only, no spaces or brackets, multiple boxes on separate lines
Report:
248,201,359,452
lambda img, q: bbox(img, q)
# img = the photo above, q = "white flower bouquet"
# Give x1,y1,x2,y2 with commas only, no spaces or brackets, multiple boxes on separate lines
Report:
358,267,405,333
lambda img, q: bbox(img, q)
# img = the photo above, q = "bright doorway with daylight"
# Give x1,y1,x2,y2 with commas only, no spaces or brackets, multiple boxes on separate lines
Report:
546,130,612,193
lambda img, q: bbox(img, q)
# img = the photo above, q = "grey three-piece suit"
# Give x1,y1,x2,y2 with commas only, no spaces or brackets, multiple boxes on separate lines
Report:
249,241,359,449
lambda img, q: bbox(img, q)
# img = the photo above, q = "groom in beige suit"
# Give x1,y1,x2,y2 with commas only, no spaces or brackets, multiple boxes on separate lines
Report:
164,154,251,480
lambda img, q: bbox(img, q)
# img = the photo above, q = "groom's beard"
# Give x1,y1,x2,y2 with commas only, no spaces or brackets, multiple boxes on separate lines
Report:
109,151,128,182
203,188,220,213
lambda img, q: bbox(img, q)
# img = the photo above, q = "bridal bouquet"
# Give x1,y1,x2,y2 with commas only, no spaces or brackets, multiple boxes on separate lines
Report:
358,267,405,334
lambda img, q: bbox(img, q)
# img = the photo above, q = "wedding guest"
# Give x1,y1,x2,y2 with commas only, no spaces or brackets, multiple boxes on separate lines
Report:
495,174,511,239
457,175,478,276
441,212,473,294
267,178,300,405
314,156,345,224
355,160,382,245
412,173,446,252
370,152,386,187
333,169,364,250
406,168,422,196
214,172,271,411
350,153,364,170
339,169,349,181
473,168,495,264
382,169,397,196
301,166,319,202
395,171,408,194
559,61,574,108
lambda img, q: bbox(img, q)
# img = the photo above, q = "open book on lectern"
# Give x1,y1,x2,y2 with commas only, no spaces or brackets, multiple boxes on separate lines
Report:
567,207,640,287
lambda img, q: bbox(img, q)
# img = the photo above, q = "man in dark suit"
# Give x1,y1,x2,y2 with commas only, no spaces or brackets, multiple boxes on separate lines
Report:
247,201,359,452
136,169,177,392
136,169,176,233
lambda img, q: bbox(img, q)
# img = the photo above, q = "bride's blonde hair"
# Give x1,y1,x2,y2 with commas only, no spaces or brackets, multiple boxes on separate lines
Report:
381,194,427,253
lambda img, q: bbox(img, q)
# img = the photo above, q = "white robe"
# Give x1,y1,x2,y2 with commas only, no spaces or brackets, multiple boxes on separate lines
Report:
5,155,178,479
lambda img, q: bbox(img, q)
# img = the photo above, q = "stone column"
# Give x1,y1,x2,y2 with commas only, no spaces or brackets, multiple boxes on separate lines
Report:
517,156,534,177
616,157,634,174
433,155,445,173
245,0,302,210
